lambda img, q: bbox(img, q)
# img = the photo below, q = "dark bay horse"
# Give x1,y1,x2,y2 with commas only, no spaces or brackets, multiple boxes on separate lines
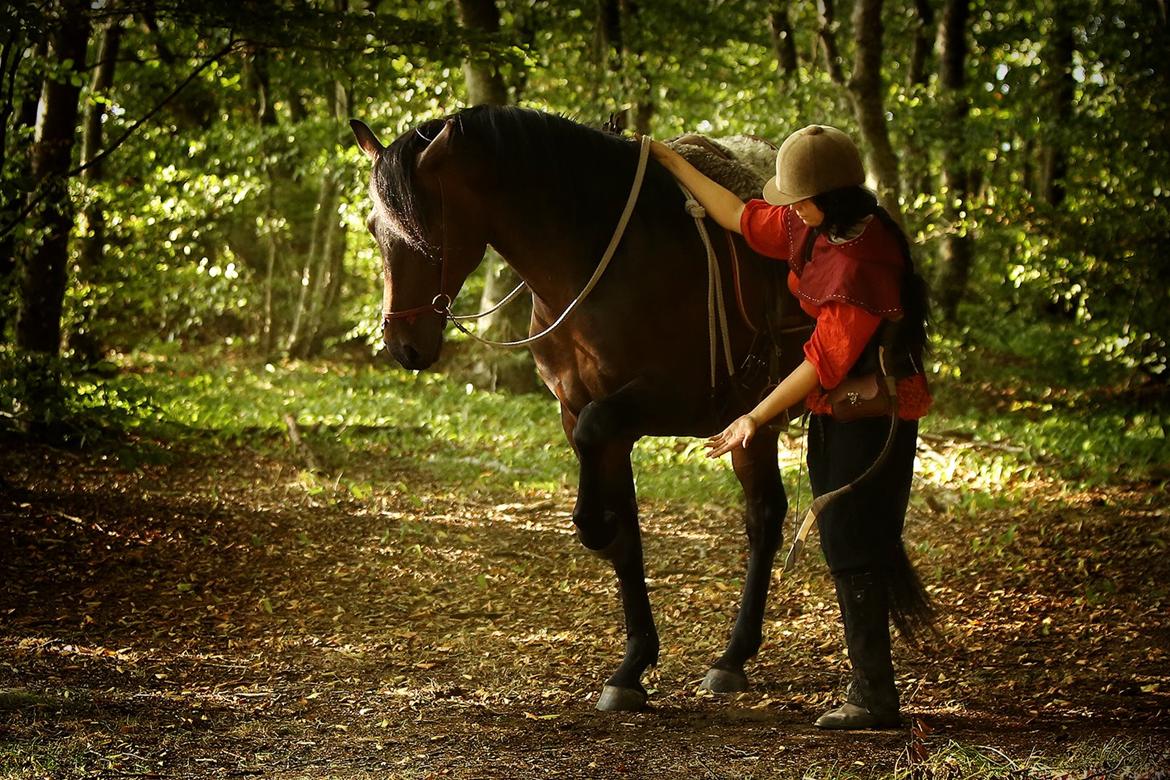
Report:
351,105,809,711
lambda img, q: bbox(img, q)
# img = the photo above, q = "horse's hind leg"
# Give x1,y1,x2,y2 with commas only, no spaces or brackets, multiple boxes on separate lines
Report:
569,390,660,712
703,429,787,693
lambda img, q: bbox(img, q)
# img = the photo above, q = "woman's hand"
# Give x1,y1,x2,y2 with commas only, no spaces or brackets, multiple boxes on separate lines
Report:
706,414,758,458
642,136,746,234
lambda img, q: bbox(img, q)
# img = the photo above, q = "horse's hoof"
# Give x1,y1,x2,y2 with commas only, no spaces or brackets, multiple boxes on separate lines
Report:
595,684,647,712
700,668,749,694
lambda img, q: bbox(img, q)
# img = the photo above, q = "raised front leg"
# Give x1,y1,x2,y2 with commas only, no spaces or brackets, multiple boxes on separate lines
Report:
567,386,663,712
703,428,787,693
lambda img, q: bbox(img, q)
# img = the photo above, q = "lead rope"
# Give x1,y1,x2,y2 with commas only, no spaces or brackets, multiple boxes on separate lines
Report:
677,183,736,388
449,278,527,322
792,410,809,527
445,135,652,348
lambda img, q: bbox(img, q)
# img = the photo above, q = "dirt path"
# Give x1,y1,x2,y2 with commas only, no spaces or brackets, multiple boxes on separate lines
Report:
1,433,1167,778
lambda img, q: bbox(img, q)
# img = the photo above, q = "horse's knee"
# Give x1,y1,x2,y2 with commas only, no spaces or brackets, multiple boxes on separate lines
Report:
746,506,784,552
744,479,787,552
572,402,614,454
574,509,618,552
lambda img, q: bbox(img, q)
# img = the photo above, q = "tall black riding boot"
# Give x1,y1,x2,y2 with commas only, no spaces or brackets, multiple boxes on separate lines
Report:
815,570,902,729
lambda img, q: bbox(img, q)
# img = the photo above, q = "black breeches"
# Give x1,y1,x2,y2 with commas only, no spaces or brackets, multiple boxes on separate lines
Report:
807,414,919,575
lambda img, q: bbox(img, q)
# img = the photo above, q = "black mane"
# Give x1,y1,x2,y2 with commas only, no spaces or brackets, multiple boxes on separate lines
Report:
371,106,679,251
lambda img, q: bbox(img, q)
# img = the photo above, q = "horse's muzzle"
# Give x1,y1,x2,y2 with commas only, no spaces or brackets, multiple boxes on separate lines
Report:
385,340,436,371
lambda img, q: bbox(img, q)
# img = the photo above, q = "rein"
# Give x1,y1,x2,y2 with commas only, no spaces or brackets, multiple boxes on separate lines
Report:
382,135,652,349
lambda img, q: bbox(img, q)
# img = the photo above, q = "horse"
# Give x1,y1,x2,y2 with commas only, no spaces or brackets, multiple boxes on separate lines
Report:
350,105,810,712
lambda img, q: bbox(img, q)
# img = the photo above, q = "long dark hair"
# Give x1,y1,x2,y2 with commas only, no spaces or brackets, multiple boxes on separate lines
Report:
811,186,931,359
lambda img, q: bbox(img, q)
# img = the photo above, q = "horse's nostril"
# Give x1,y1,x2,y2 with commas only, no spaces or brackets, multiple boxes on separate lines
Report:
402,344,422,367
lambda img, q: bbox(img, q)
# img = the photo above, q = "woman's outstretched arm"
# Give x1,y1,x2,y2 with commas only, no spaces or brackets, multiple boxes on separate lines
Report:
706,360,820,457
649,140,746,233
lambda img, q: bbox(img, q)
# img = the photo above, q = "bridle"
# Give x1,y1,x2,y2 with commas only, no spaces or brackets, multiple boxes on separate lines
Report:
380,175,457,327
381,136,652,349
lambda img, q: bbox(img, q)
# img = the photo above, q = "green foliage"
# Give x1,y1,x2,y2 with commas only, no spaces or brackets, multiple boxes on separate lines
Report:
3,0,1168,463
927,312,1168,486
0,348,156,443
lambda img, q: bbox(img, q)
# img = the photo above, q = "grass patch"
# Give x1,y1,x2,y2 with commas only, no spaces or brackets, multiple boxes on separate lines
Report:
103,349,752,506
926,316,1167,487
797,736,1169,779
3,314,1164,510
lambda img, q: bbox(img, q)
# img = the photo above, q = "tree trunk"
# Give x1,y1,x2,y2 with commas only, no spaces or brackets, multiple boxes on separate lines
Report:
598,0,649,132
932,0,973,321
600,0,624,90
0,36,44,343
248,37,281,356
16,4,91,355
288,1,352,359
244,45,278,126
312,194,347,355
0,30,25,173
73,17,124,361
907,0,934,86
901,0,935,203
286,170,340,358
304,72,351,356
261,226,278,356
845,0,904,226
456,0,509,106
621,0,653,134
141,6,175,65
769,2,799,79
815,0,846,84
1039,3,1073,207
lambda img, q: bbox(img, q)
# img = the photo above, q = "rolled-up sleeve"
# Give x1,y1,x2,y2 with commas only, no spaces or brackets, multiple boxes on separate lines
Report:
739,200,794,260
804,301,882,390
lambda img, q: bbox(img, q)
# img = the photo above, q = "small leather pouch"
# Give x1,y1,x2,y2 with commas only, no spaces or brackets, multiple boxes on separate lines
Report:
827,373,891,422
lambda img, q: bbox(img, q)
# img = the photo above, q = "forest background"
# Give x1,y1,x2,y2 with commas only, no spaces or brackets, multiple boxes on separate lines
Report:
1,0,1168,778
4,0,1168,390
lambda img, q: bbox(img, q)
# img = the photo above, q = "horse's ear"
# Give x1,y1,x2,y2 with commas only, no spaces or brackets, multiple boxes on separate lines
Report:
350,119,384,160
416,118,456,173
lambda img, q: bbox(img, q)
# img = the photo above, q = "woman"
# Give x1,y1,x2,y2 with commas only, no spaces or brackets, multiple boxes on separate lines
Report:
650,125,934,730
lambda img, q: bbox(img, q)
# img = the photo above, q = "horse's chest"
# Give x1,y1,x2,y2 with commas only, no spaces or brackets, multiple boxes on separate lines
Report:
533,336,620,414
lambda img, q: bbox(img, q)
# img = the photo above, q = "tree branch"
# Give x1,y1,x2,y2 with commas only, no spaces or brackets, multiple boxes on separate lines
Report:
816,0,845,85
0,38,240,239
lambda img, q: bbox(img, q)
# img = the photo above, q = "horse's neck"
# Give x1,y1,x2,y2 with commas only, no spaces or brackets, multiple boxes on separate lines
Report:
480,192,615,311
477,158,647,310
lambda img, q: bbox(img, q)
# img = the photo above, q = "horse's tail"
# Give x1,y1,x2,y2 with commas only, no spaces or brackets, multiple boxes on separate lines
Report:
887,541,939,647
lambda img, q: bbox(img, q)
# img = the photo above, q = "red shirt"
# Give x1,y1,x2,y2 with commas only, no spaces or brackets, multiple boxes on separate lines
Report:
740,200,932,419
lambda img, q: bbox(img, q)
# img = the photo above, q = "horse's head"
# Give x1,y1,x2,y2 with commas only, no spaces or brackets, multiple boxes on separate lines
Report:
351,117,487,371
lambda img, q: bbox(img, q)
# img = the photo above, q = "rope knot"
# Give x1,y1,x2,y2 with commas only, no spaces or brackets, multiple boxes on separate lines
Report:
684,199,707,219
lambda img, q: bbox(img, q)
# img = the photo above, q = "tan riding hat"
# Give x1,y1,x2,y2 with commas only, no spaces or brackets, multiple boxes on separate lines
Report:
762,125,865,206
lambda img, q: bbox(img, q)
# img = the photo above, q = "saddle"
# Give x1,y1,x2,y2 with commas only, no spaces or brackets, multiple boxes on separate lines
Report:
666,134,774,201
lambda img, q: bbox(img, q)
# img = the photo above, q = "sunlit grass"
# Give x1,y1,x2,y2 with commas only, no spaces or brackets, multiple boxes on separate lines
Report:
104,349,755,506
792,736,1168,779
4,322,1163,510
